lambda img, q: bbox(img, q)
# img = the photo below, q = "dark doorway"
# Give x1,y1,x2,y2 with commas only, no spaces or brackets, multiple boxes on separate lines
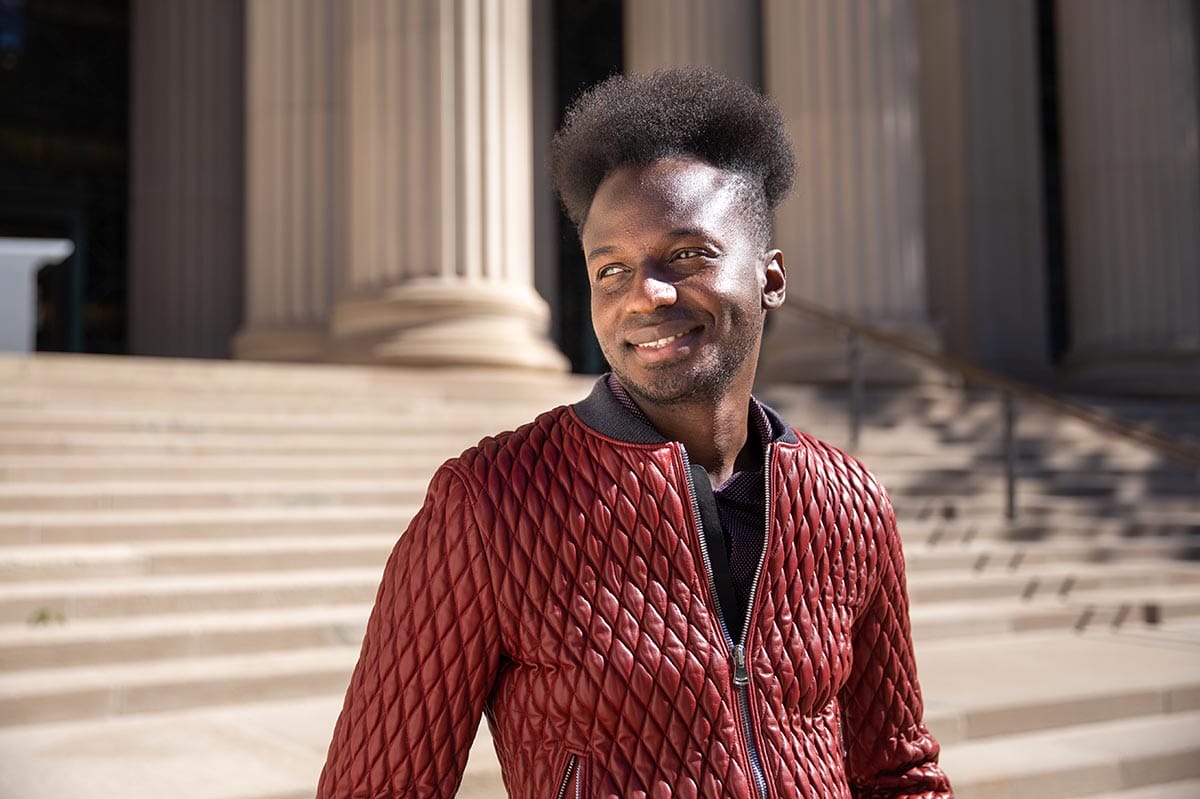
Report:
0,0,129,354
1035,0,1069,365
551,0,622,374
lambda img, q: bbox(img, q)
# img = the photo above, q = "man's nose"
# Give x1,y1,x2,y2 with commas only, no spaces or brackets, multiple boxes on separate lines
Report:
626,270,677,314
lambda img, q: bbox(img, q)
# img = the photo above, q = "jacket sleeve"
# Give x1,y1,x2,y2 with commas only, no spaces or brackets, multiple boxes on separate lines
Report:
317,464,502,799
838,487,953,798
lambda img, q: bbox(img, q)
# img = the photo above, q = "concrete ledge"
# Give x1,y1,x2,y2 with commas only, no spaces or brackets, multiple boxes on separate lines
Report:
940,711,1200,799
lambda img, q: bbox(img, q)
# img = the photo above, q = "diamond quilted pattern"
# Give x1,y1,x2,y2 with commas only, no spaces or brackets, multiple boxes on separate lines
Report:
317,405,951,798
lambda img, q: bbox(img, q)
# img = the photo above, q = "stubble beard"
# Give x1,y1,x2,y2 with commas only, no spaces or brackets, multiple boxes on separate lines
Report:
605,311,763,408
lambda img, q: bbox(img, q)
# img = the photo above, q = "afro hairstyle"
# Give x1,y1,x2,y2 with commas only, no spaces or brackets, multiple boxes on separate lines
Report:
550,67,795,242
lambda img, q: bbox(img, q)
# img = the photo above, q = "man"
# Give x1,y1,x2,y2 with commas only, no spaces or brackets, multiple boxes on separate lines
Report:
318,68,951,798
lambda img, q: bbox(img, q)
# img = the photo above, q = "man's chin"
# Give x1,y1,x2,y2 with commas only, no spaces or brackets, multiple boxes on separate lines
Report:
612,366,720,407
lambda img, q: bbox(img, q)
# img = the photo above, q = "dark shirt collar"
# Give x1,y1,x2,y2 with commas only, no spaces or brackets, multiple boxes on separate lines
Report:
571,373,798,447
604,374,774,450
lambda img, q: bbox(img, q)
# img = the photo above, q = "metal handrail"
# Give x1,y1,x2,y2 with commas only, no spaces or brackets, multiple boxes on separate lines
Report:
779,297,1200,520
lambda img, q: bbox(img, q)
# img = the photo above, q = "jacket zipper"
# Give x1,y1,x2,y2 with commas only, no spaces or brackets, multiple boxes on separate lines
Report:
554,754,579,799
681,444,772,799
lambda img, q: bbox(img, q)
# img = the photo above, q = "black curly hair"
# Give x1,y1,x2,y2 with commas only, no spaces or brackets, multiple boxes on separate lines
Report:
550,67,795,245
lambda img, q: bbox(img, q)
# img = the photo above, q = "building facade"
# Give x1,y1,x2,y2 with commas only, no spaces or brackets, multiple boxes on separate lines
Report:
126,0,1200,395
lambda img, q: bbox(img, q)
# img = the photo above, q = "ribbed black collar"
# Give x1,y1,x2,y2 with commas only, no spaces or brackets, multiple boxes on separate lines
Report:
571,374,799,447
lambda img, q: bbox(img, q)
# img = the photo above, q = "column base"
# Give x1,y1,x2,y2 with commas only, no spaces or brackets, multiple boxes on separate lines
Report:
1059,348,1200,397
231,325,329,362
329,279,568,372
758,310,944,385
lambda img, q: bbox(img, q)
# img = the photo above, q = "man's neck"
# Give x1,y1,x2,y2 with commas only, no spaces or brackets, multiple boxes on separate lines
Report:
622,381,755,488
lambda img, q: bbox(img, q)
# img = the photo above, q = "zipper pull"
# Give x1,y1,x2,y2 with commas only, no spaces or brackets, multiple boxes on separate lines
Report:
732,644,751,686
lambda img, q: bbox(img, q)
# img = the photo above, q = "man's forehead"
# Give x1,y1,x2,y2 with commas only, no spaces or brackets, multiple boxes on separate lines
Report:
584,157,745,236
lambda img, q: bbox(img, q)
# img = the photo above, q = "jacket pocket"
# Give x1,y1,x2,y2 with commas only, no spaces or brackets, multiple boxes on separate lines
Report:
553,751,589,799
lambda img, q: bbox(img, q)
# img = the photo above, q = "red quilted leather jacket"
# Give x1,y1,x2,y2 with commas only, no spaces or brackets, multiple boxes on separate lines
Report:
318,379,952,798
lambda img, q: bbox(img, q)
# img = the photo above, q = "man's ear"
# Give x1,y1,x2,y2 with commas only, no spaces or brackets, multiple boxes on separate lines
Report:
761,249,786,310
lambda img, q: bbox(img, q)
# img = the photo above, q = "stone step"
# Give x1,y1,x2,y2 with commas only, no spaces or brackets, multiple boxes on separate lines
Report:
762,383,1133,427
903,536,1199,573
22,558,1188,627
2,453,1189,485
0,605,370,669
910,585,1200,639
895,495,1200,522
5,497,1190,547
4,477,1191,514
881,474,1200,501
0,505,414,545
0,405,554,435
0,402,1135,447
5,584,1195,675
4,555,1193,649
1082,777,1200,799
0,428,490,456
0,353,594,397
0,646,359,726
779,415,1173,451
0,534,398,580
7,466,1177,500
938,710,1200,799
919,629,1200,745
0,453,441,482
0,480,429,511
1,528,1189,584
3,615,1196,737
906,562,1200,605
0,386,563,415
0,693,506,799
4,499,1189,551
4,420,1155,461
3,620,1196,735
868,449,1176,472
896,517,1200,547
0,694,1194,799
0,568,384,624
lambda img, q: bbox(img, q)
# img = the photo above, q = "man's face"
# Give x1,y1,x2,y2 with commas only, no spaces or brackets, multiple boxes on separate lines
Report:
581,157,785,407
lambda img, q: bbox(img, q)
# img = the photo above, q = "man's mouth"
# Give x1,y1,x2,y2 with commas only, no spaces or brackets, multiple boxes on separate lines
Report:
635,332,687,350
626,320,700,350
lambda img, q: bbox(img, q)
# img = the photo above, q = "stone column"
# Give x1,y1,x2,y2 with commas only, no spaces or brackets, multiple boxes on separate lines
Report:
759,0,939,383
1056,0,1200,394
623,0,762,86
328,0,566,370
915,0,1051,380
233,0,345,361
129,0,244,359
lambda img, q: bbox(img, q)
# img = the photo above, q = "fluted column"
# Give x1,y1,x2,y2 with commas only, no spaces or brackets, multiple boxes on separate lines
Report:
623,0,761,86
329,0,566,370
915,0,1051,379
1057,0,1200,394
233,0,345,361
759,0,939,383
129,0,244,359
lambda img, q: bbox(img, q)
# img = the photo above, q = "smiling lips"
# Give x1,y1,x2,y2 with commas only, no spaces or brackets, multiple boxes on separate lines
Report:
627,322,701,352
636,332,686,350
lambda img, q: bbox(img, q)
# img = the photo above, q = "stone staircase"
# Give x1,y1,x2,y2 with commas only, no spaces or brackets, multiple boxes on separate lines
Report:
0,353,1198,799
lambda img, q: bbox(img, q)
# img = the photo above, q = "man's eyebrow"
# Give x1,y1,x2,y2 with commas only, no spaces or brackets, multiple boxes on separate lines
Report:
667,227,708,239
586,227,714,261
586,244,617,261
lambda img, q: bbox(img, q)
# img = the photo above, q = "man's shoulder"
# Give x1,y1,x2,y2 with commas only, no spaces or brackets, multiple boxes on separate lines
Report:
440,402,583,478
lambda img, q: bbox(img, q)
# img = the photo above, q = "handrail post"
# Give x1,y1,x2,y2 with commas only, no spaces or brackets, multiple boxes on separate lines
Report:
848,331,863,451
1003,392,1017,522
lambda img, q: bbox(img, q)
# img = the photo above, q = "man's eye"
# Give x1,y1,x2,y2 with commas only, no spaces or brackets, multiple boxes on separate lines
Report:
596,265,626,280
675,249,706,260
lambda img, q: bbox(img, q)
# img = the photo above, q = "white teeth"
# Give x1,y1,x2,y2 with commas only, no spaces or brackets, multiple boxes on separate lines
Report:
637,333,682,349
